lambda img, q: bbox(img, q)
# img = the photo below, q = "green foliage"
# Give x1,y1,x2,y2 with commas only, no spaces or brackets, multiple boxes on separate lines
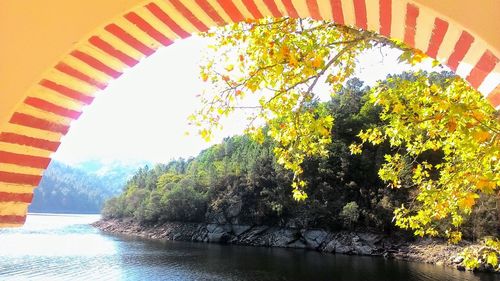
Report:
102,163,208,223
352,71,499,244
101,197,125,218
340,201,360,229
190,17,499,269
106,69,499,270
193,17,396,200
104,79,412,232
161,180,207,222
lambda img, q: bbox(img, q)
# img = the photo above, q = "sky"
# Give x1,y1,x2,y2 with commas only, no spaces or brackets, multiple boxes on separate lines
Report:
52,35,440,166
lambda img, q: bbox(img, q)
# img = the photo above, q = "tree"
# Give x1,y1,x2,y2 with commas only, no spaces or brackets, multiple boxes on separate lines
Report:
192,17,402,200
340,201,360,229
351,71,499,269
192,17,499,268
351,71,499,240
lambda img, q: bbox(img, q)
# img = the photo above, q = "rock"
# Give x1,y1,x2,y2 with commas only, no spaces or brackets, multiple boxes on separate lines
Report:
231,225,251,236
238,226,269,245
206,224,231,243
336,244,352,254
451,256,464,264
94,219,487,274
287,239,307,249
207,231,225,243
351,235,375,255
383,251,394,259
354,245,374,255
323,239,338,253
172,233,182,240
358,233,383,245
270,229,298,247
303,230,328,250
323,233,354,254
191,224,208,242
476,263,487,272
206,224,218,233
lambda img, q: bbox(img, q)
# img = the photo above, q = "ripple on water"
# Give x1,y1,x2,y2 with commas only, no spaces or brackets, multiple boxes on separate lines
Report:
0,214,498,281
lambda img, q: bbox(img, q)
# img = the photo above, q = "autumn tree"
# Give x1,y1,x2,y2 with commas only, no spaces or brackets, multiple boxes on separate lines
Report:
351,71,500,270
192,17,399,200
191,17,499,269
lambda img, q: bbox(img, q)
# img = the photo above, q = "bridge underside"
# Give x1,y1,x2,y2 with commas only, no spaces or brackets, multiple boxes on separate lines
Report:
0,0,499,226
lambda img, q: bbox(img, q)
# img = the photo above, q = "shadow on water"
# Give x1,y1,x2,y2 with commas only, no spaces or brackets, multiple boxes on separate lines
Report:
0,214,499,281
114,233,499,281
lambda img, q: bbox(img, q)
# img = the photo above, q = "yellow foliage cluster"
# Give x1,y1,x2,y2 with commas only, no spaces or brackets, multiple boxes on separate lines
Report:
190,17,499,269
353,73,499,246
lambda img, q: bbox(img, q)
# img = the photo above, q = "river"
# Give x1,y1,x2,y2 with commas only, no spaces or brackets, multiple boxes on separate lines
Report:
0,214,498,281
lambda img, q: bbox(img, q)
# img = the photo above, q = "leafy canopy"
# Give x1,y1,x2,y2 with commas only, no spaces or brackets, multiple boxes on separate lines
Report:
192,17,395,200
191,17,499,267
352,72,499,243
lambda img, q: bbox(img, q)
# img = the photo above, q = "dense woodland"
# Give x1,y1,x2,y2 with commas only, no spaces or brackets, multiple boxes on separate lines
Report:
102,74,499,241
30,161,134,213
102,16,500,269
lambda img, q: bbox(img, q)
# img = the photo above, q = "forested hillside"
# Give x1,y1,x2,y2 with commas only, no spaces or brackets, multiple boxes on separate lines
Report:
102,74,499,240
29,161,138,214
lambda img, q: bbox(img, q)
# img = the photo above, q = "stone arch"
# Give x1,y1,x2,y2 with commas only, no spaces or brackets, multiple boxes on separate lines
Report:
0,0,499,227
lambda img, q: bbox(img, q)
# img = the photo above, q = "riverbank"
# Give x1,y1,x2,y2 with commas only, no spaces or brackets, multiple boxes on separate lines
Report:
92,218,491,272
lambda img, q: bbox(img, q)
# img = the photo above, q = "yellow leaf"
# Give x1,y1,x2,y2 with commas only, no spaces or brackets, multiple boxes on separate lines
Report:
432,59,441,67
292,189,308,201
410,50,428,65
486,252,498,267
477,179,496,194
393,103,405,113
459,193,478,209
430,84,439,93
447,231,462,244
247,82,258,92
473,130,490,143
311,56,322,68
201,72,208,82
349,143,362,155
199,129,212,142
446,119,457,132
281,45,290,56
289,53,298,67
471,111,485,122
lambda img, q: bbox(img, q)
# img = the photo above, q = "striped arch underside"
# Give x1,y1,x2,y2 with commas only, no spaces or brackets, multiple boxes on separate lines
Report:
0,0,498,227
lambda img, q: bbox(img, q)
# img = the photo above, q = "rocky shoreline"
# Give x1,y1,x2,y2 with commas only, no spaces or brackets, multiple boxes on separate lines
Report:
92,218,488,272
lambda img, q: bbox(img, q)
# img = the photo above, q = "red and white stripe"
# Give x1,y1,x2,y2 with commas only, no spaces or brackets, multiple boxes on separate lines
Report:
1,0,498,227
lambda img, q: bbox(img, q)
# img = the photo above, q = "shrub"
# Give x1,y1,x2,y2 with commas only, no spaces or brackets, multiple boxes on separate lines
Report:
161,184,207,222
340,201,359,229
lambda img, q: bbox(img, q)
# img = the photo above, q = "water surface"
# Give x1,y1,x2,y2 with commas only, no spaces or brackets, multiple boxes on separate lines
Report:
0,214,498,281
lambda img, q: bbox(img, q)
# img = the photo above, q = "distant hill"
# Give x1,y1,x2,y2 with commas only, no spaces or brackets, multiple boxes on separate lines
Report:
76,159,150,192
29,160,145,214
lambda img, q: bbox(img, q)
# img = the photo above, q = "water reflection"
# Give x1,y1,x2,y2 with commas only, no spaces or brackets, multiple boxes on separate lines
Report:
0,214,122,280
0,214,498,281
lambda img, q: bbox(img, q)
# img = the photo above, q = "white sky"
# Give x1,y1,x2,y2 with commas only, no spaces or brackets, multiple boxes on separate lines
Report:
52,35,440,166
